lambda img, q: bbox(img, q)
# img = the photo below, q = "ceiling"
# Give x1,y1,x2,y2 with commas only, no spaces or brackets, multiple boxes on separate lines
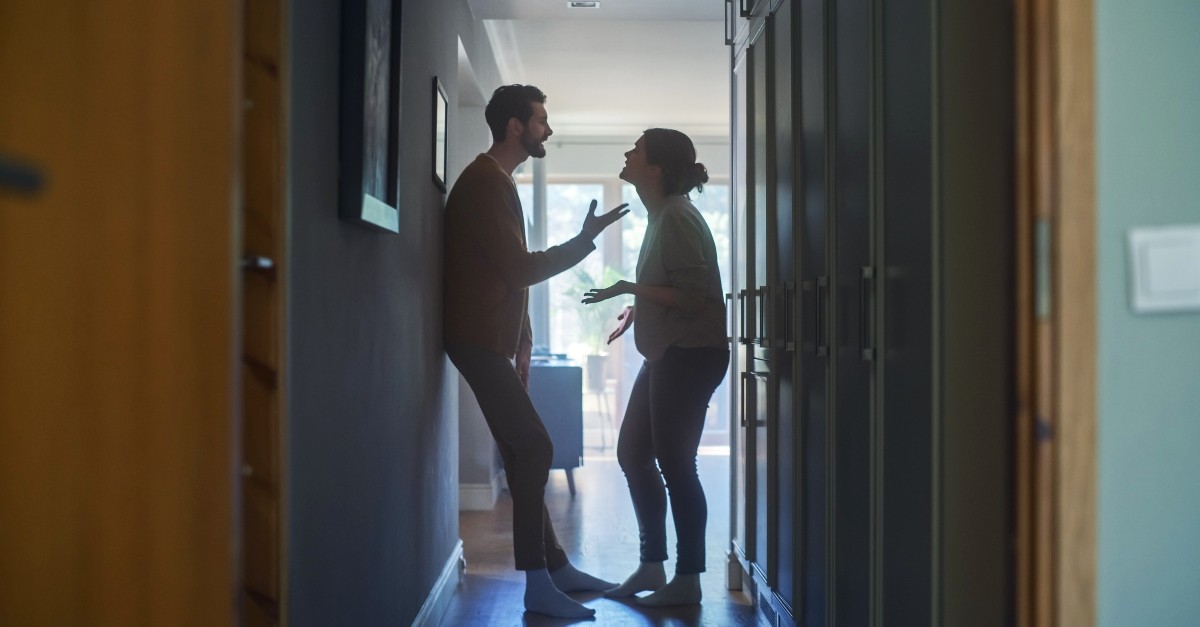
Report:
467,0,730,139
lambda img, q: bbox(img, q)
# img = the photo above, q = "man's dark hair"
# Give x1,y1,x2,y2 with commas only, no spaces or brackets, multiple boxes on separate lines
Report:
485,84,547,142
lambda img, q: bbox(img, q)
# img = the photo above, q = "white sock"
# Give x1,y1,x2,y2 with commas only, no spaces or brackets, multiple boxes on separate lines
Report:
524,569,596,618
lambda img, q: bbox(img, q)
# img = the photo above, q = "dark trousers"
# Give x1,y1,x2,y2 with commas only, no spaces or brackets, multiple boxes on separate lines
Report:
446,345,568,572
617,346,729,575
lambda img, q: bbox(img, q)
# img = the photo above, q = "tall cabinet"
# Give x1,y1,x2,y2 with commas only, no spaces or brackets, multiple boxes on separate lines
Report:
726,0,1015,625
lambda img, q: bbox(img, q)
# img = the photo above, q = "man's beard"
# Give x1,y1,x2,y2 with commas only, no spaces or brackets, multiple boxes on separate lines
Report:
521,130,547,158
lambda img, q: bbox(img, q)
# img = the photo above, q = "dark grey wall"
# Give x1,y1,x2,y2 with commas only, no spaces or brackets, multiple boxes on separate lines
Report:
285,1,497,623
939,0,1014,623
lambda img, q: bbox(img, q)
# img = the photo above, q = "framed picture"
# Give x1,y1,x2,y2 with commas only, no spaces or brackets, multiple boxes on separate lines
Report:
338,0,401,233
433,77,448,193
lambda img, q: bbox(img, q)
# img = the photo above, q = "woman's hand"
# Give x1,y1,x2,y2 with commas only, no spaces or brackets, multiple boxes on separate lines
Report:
607,306,635,344
582,280,634,305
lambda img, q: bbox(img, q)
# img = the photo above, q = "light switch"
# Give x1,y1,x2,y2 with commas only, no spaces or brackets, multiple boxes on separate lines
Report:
1128,224,1200,314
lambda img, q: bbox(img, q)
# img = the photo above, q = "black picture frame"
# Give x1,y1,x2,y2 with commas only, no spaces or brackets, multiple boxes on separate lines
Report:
339,0,401,233
433,77,448,193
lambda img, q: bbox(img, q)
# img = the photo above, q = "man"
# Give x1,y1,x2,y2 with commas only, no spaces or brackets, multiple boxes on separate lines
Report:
443,84,628,618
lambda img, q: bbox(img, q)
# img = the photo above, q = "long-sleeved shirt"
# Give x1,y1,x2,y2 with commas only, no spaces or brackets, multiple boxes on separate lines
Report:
444,154,594,358
634,194,727,361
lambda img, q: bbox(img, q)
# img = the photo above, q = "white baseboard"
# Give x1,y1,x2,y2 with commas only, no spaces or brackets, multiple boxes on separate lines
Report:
412,540,465,627
459,482,498,511
459,472,505,511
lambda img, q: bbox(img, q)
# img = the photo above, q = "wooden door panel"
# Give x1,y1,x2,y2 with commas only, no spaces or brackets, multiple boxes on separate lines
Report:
244,367,280,483
0,2,239,625
241,0,286,622
244,269,281,370
244,59,283,261
244,480,281,598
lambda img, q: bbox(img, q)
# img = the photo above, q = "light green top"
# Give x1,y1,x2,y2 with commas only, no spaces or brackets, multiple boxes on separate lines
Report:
633,195,727,361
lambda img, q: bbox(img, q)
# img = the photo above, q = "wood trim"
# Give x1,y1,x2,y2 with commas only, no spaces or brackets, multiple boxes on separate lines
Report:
1016,0,1096,624
1054,0,1097,624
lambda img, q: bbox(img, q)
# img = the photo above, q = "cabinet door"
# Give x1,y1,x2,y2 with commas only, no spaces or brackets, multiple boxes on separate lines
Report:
731,43,753,568
797,0,833,623
749,33,772,579
768,1,799,614
879,0,936,623
832,0,877,622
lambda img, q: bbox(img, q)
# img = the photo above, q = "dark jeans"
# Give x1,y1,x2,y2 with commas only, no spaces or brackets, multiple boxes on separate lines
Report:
446,344,568,572
617,346,729,575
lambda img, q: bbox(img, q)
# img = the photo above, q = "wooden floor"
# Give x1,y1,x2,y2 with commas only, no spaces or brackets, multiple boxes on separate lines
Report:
439,451,759,626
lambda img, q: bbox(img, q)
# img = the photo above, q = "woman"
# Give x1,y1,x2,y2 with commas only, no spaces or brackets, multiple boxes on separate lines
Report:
582,128,729,607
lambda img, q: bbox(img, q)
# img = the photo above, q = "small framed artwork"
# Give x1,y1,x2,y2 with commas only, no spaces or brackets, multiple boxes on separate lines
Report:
338,0,401,233
433,77,448,193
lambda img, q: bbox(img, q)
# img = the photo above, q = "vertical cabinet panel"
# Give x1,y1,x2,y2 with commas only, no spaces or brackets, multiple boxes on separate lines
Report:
797,0,833,623
832,0,876,622
731,45,753,570
769,1,799,615
749,34,772,581
879,0,935,624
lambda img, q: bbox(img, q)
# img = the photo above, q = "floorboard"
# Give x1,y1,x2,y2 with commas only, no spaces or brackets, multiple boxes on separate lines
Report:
439,452,759,626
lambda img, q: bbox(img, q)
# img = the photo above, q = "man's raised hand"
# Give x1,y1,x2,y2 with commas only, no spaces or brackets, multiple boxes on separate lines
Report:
580,199,630,240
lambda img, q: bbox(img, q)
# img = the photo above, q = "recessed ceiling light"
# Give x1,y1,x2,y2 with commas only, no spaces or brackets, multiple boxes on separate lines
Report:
569,1,600,8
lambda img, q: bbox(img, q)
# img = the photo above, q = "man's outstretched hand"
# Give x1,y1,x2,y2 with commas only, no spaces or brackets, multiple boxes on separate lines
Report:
580,199,630,240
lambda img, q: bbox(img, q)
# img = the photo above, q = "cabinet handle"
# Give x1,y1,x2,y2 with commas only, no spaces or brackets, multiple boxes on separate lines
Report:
725,0,735,45
740,371,750,427
860,266,875,360
757,285,769,347
741,371,769,428
782,281,796,351
725,293,735,342
738,289,749,345
816,276,829,357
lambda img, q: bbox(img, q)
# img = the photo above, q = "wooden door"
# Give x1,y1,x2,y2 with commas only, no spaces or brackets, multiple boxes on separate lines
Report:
0,2,240,626
241,0,287,625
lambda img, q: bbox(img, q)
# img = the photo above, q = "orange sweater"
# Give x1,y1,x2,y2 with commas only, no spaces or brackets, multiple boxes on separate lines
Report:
443,154,595,358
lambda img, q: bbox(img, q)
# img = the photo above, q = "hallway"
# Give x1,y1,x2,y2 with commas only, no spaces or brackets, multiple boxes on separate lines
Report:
439,451,757,626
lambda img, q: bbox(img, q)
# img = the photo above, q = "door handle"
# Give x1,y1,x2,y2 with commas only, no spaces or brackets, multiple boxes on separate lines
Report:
860,266,875,360
815,276,829,357
741,371,769,428
782,281,796,352
738,289,749,345
0,154,45,195
242,255,276,272
757,286,769,347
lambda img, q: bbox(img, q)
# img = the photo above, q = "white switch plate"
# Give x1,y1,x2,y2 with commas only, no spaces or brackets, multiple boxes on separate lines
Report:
1128,224,1200,314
